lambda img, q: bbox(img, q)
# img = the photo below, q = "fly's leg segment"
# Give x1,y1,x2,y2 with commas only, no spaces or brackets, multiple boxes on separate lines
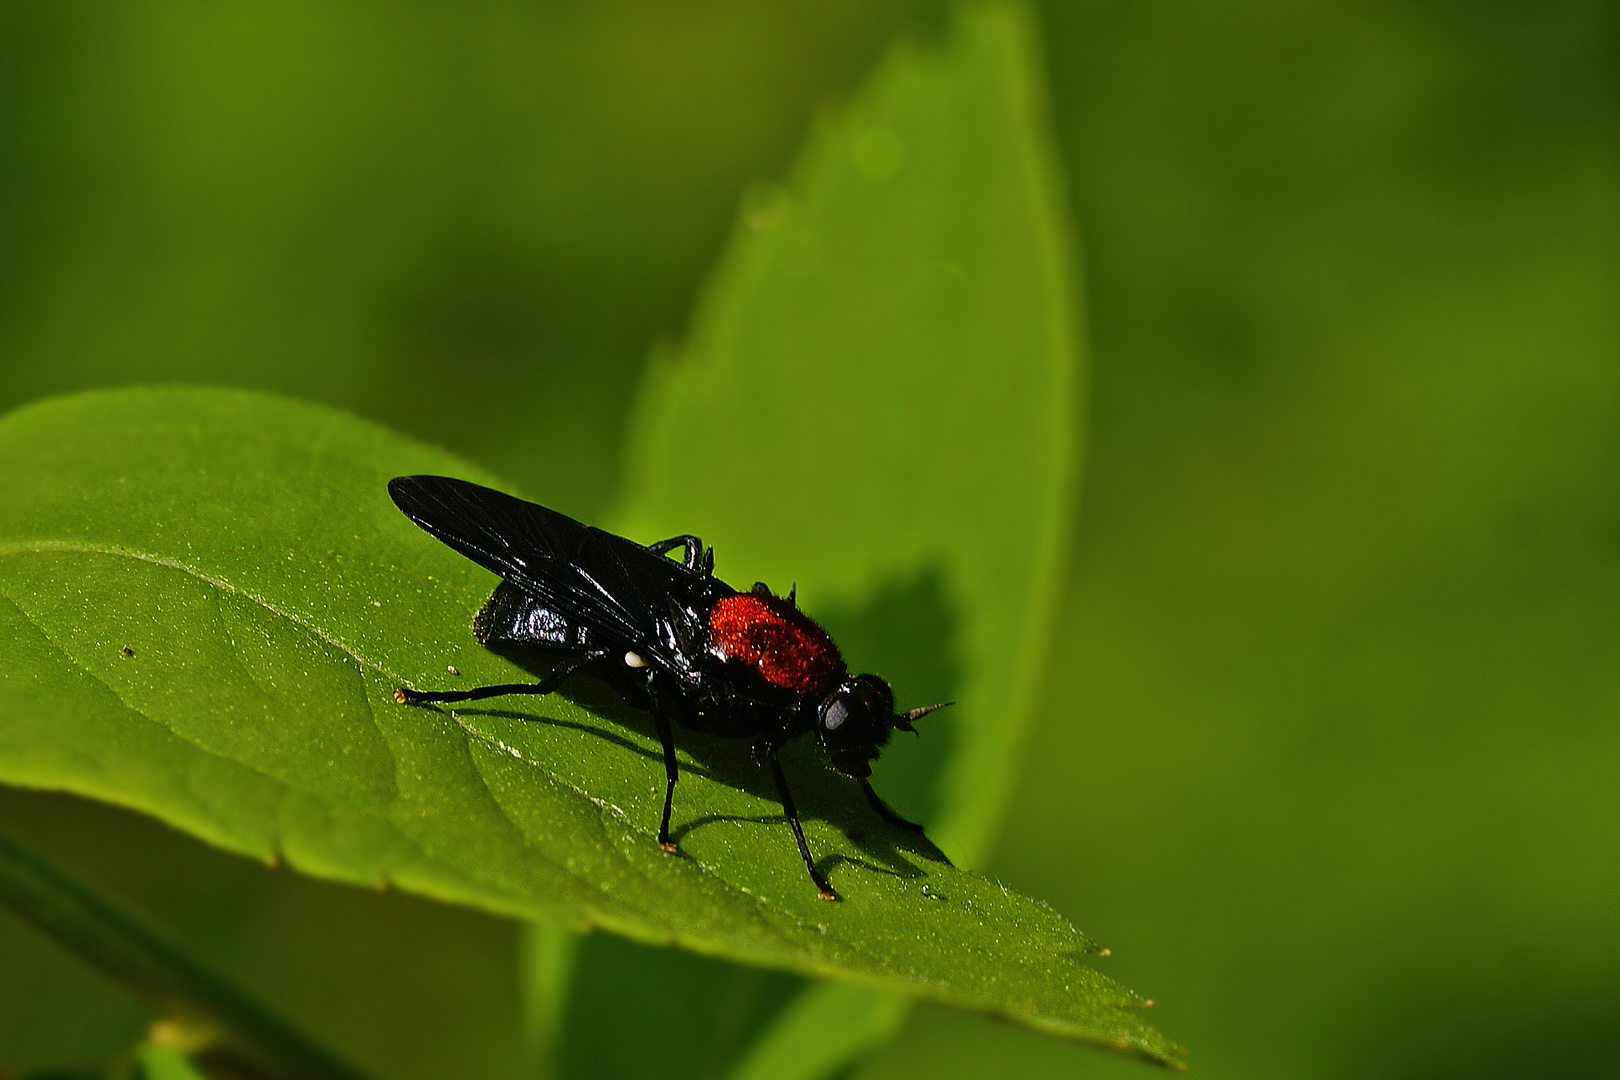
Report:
647,673,681,853
767,753,838,901
647,534,714,575
858,778,927,834
646,534,700,565
394,652,601,705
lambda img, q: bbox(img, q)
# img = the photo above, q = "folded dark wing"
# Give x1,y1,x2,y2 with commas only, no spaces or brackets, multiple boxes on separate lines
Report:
388,475,704,649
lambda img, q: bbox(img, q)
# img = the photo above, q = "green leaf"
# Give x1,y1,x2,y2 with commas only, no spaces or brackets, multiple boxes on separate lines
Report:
617,0,1074,869
572,3,1136,1076
0,386,1175,1065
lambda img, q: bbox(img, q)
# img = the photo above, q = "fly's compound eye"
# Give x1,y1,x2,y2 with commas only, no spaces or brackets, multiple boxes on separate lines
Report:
817,674,896,776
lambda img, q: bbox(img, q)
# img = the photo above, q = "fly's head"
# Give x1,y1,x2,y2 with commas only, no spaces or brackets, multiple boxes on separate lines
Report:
815,674,951,777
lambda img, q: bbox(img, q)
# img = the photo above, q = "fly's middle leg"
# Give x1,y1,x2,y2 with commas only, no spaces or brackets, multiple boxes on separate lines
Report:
647,673,681,852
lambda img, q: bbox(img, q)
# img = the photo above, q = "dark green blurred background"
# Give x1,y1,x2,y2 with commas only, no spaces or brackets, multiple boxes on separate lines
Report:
2,2,1616,1078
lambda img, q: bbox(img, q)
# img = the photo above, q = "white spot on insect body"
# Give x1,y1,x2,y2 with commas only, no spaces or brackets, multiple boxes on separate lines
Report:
624,651,647,668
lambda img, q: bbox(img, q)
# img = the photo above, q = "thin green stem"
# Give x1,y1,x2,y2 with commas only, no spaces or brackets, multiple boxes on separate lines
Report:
0,824,371,1080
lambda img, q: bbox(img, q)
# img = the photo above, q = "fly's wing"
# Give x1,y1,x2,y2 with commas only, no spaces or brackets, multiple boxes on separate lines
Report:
388,475,720,661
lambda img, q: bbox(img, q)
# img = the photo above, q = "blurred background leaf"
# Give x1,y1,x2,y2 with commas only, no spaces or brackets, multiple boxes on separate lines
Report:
1,0,1616,1079
573,4,1085,1075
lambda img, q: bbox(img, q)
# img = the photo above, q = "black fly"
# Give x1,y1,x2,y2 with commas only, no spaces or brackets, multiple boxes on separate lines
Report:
388,475,948,900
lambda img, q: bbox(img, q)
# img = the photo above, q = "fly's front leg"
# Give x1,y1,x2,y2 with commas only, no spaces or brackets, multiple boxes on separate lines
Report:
858,778,928,835
647,672,681,853
395,652,601,705
765,750,838,901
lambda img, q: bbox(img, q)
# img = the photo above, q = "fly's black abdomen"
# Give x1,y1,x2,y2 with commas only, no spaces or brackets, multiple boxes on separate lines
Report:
474,581,595,651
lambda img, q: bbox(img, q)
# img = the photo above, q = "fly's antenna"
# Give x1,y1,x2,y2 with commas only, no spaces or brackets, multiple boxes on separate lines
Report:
892,700,952,733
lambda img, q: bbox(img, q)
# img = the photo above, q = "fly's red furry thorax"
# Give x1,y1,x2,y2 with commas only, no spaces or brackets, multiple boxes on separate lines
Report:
707,592,844,697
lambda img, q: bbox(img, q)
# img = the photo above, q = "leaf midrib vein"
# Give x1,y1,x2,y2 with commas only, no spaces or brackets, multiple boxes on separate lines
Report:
0,540,402,682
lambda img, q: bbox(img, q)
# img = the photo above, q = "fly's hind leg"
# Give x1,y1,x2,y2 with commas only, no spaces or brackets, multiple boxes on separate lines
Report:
647,673,681,853
395,652,601,705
